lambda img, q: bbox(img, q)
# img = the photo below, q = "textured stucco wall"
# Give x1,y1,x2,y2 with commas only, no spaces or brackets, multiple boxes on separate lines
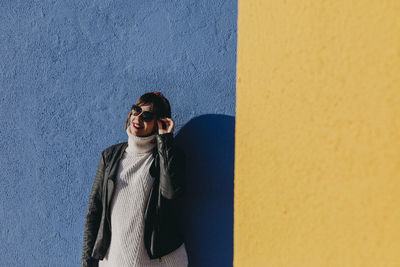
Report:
235,0,399,266
0,0,236,266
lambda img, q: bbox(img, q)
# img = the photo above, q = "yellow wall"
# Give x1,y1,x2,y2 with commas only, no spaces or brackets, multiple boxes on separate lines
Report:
235,1,400,266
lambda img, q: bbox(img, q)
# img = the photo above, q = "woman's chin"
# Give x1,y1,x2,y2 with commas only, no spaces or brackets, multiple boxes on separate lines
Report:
129,125,141,135
129,124,157,137
130,125,151,137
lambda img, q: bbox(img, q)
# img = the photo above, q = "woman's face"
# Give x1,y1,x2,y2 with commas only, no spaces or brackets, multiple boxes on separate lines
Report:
128,104,157,137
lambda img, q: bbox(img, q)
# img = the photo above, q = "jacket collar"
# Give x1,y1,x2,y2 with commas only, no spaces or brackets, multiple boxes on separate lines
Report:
107,142,128,183
107,142,158,183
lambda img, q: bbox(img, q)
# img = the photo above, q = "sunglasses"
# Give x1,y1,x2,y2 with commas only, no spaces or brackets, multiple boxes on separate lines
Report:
130,104,156,122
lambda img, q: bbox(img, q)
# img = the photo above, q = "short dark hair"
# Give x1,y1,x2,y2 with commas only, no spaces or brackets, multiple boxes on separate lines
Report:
124,91,171,130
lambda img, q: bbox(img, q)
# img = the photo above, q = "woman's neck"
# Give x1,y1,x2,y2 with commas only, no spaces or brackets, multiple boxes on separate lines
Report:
125,127,157,155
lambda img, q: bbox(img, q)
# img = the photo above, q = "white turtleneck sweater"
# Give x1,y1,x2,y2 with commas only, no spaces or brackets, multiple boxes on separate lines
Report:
99,127,188,267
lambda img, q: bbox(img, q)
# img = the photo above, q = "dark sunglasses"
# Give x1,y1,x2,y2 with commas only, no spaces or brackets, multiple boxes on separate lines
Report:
130,104,156,122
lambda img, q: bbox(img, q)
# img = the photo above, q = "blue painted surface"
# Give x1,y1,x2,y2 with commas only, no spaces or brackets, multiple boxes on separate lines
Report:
0,1,236,266
175,115,234,266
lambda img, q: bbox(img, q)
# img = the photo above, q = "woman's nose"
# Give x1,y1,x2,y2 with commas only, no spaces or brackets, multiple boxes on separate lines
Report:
131,115,142,123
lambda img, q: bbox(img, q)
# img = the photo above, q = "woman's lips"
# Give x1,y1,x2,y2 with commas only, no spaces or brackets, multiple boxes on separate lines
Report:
132,123,143,130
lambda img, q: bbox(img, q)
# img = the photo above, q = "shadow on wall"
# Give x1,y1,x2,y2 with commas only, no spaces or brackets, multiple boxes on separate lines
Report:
174,114,235,267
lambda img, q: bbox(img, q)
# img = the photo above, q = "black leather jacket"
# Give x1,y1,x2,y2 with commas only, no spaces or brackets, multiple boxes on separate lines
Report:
81,132,186,267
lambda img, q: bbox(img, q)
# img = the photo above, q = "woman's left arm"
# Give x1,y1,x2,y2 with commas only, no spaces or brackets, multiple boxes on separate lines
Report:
156,118,186,200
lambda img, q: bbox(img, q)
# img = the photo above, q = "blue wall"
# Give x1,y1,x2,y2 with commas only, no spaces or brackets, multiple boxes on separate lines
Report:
0,0,236,266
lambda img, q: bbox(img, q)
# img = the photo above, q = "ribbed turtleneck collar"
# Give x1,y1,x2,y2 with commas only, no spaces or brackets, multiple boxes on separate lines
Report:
125,126,157,156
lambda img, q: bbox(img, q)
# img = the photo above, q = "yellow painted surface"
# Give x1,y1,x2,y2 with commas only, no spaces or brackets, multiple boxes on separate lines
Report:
235,1,400,266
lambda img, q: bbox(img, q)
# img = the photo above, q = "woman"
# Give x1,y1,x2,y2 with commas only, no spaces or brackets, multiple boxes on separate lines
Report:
81,92,188,267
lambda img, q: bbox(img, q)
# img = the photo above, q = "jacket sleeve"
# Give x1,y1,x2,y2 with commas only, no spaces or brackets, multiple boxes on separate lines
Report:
81,152,105,267
156,132,186,200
